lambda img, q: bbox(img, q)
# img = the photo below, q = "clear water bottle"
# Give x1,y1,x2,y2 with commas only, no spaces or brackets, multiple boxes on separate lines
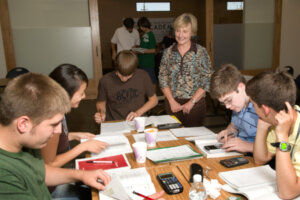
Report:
189,174,206,200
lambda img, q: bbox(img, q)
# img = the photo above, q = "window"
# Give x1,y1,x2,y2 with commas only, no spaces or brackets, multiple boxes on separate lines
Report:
136,2,170,12
227,2,243,10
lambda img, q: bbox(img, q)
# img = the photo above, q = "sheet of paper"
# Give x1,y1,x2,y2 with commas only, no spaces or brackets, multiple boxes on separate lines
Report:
100,121,134,136
84,135,133,157
133,130,178,143
170,127,215,137
146,145,202,163
185,134,218,141
100,176,131,200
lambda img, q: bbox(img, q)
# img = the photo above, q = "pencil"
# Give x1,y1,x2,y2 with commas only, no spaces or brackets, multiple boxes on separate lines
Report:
132,191,154,200
220,132,236,140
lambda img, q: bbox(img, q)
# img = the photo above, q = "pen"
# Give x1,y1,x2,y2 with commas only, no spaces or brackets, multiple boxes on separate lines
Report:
132,191,154,200
86,160,114,164
220,132,236,140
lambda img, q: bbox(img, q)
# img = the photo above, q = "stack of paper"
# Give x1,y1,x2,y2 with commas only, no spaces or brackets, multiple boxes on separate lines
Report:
100,167,156,200
146,115,180,127
81,135,132,157
147,144,202,163
219,165,280,200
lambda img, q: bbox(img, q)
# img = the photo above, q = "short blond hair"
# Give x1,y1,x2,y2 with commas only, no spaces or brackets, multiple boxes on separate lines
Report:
115,50,138,76
173,13,198,36
0,73,71,126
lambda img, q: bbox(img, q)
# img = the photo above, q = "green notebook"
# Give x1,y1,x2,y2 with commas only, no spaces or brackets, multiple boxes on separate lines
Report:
146,144,203,163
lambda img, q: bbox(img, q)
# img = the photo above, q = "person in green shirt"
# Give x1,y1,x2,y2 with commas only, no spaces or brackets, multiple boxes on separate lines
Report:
0,73,111,199
136,17,157,88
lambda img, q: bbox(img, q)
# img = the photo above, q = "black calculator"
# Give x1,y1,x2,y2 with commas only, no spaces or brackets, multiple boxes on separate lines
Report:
157,172,183,194
220,157,249,168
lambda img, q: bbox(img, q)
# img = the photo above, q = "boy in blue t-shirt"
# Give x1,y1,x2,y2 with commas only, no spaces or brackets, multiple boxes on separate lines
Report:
210,64,259,153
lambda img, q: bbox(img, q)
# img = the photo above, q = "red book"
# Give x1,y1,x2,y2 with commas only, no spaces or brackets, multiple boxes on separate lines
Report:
76,154,130,172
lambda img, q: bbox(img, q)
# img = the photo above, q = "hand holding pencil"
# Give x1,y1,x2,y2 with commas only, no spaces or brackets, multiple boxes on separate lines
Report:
133,190,165,200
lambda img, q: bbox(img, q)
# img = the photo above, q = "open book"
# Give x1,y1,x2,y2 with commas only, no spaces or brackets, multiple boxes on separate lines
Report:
219,165,280,200
100,121,135,136
100,167,156,200
146,115,181,127
81,135,132,158
195,139,241,158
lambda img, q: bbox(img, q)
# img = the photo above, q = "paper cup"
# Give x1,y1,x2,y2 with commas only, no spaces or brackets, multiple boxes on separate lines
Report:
132,142,147,163
144,128,158,147
134,117,146,132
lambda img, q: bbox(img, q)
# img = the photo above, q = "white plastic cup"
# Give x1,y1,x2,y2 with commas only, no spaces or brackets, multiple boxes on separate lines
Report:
134,117,146,133
144,128,158,147
132,142,147,163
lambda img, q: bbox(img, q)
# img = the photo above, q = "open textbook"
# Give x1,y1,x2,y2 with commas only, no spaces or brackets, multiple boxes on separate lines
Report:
81,135,132,157
133,130,178,143
100,121,134,136
219,165,280,200
100,167,156,200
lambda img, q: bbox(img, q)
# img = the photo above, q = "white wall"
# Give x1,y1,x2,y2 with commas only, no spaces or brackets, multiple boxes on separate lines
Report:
280,0,300,77
7,0,94,77
0,26,7,78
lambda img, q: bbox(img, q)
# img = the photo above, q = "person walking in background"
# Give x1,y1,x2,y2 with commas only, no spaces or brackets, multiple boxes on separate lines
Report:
111,18,140,62
158,13,213,127
135,17,157,88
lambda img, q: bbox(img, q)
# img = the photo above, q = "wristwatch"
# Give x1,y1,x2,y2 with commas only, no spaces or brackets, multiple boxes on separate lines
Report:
191,97,196,104
271,142,291,152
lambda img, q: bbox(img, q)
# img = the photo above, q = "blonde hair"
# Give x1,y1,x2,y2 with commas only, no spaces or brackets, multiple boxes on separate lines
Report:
173,13,198,36
0,73,71,126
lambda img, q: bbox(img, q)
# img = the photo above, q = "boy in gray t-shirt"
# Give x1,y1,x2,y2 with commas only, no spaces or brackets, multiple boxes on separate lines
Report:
94,50,158,122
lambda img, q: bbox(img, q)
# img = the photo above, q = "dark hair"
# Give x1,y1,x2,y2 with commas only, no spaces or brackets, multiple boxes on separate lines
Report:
123,18,134,29
246,68,296,112
210,64,246,99
115,50,138,76
49,64,88,98
138,17,151,29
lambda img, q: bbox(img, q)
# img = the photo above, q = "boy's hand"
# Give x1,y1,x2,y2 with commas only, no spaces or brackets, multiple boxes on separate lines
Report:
94,112,106,124
147,191,165,200
80,140,109,154
218,129,231,142
222,137,253,153
68,132,95,141
126,112,138,121
275,102,294,140
81,169,111,191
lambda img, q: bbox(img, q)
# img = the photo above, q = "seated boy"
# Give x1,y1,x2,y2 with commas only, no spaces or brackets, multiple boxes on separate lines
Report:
246,69,300,199
0,73,110,199
94,50,158,122
210,64,258,153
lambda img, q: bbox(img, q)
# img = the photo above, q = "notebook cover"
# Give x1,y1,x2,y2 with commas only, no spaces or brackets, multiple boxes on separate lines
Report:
77,154,129,171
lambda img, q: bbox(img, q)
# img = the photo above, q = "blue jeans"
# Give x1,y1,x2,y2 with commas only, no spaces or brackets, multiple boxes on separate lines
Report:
51,183,91,200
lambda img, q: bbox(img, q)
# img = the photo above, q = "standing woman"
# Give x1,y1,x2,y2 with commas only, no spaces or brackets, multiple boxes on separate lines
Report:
158,13,213,127
41,64,108,168
136,17,157,87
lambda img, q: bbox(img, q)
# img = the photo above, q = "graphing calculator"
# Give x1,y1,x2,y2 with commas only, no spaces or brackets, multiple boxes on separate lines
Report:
157,172,183,194
220,157,249,168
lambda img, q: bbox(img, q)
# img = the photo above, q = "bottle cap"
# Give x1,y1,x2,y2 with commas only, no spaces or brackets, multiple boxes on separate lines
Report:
193,174,202,183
